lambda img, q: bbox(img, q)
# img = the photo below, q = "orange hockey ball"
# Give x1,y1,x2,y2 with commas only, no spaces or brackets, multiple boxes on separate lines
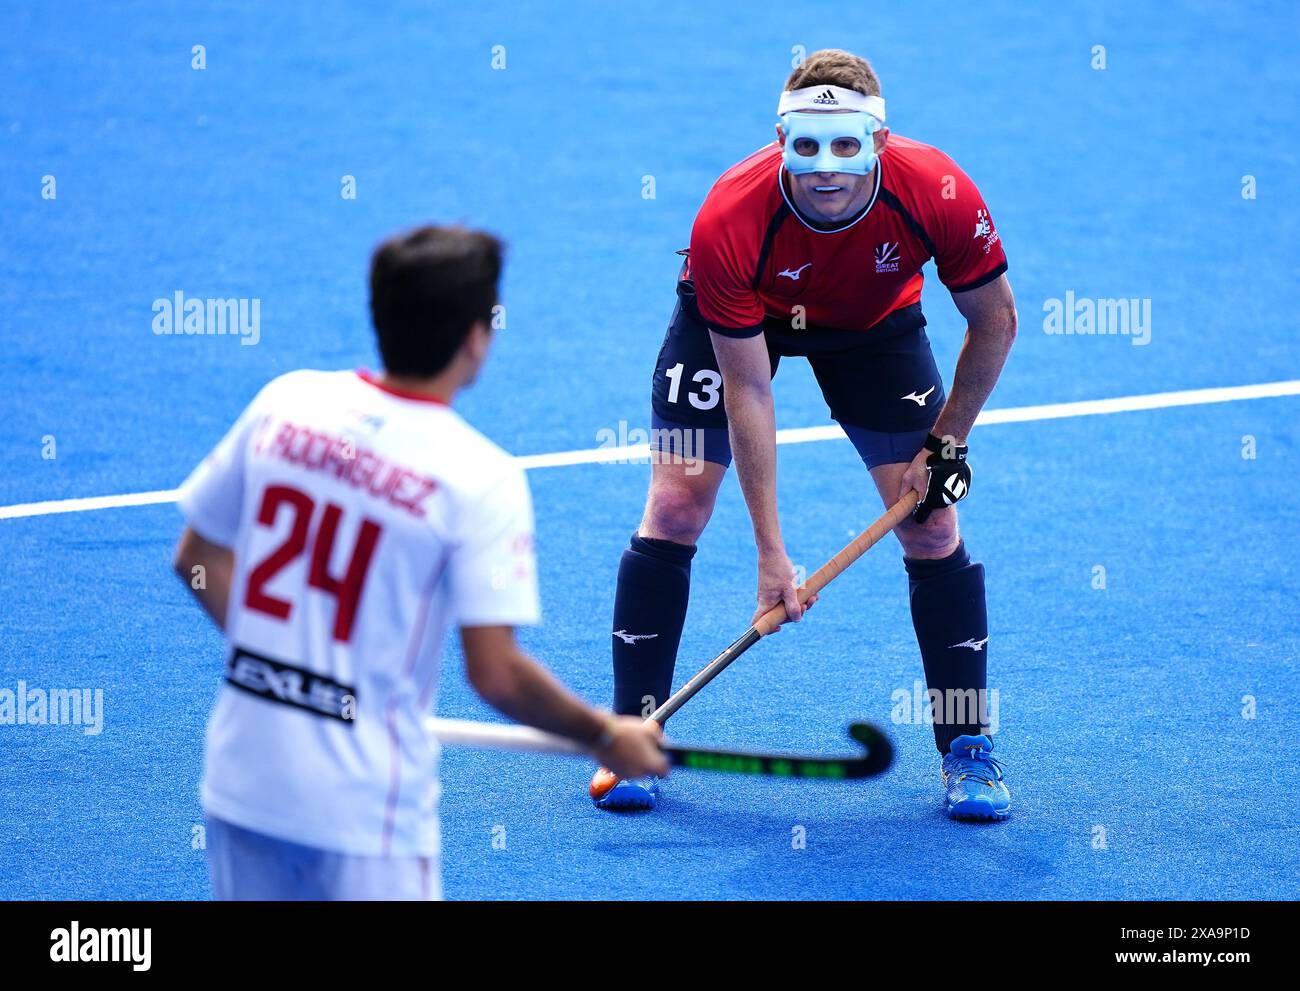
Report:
589,767,619,800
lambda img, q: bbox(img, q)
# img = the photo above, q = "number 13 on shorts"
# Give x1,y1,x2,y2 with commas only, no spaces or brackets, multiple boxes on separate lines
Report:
663,362,721,410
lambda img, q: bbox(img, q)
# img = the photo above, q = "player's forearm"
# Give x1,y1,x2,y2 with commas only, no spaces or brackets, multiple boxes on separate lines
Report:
173,528,233,631
931,314,1017,445
725,384,784,553
475,647,610,746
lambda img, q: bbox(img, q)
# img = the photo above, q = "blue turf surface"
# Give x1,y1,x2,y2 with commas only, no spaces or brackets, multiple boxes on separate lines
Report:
2,1,1298,899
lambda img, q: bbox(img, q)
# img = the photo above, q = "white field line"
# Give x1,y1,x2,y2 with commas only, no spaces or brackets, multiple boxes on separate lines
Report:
3,378,1298,522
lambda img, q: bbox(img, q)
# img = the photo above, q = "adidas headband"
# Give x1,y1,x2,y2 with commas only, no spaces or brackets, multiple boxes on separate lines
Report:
777,84,886,123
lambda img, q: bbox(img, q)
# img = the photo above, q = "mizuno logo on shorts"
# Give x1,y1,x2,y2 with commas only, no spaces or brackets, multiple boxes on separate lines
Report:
226,646,356,723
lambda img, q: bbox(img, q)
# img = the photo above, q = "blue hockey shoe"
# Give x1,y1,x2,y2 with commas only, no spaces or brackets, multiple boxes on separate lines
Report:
590,769,659,811
940,734,1010,821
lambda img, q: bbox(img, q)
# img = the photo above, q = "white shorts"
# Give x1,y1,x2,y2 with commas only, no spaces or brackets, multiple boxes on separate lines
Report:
206,816,441,901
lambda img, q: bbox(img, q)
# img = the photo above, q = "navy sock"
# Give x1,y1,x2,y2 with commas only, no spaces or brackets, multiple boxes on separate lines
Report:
611,534,696,717
904,541,991,754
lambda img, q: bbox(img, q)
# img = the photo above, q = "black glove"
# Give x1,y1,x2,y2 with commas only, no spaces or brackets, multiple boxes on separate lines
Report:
913,433,971,524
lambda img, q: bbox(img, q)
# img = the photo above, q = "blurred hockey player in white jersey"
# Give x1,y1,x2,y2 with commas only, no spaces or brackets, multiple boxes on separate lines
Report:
173,225,666,900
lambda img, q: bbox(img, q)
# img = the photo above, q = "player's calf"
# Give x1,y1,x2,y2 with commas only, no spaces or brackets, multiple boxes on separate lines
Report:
610,461,724,719
904,539,990,752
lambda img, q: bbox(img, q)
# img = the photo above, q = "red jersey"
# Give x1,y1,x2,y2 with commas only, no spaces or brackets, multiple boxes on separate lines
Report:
687,135,1007,336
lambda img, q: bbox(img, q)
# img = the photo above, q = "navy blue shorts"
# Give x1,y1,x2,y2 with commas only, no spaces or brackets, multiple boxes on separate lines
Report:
650,277,945,470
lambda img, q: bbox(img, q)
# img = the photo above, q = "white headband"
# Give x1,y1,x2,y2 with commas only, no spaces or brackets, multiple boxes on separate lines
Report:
777,84,886,122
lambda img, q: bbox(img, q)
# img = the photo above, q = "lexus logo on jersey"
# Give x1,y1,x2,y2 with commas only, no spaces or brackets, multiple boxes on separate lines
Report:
875,241,901,273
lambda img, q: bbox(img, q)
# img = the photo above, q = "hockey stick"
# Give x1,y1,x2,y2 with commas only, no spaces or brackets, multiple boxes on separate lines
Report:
428,716,892,780
590,492,917,799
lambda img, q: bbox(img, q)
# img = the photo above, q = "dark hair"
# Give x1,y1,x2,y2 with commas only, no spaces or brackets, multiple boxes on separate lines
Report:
368,224,503,377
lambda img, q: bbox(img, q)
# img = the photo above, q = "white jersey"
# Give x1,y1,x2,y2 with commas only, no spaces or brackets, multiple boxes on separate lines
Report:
178,369,540,857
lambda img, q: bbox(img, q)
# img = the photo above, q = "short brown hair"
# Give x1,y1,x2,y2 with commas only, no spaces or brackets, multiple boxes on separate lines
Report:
368,224,503,377
785,49,880,97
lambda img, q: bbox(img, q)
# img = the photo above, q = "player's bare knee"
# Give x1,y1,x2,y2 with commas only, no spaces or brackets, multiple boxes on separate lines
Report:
896,507,960,560
642,473,717,544
642,486,711,543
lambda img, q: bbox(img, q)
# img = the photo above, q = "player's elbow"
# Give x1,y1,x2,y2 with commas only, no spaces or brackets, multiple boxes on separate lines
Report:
172,530,199,579
972,302,1018,349
1004,303,1019,341
174,526,232,589
466,660,515,706
471,664,531,712
997,306,1019,353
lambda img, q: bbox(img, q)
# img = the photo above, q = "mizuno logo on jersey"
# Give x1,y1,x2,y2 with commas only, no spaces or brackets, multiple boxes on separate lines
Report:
949,636,989,651
613,630,659,645
902,386,935,406
226,647,356,723
875,241,901,273
778,262,812,280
